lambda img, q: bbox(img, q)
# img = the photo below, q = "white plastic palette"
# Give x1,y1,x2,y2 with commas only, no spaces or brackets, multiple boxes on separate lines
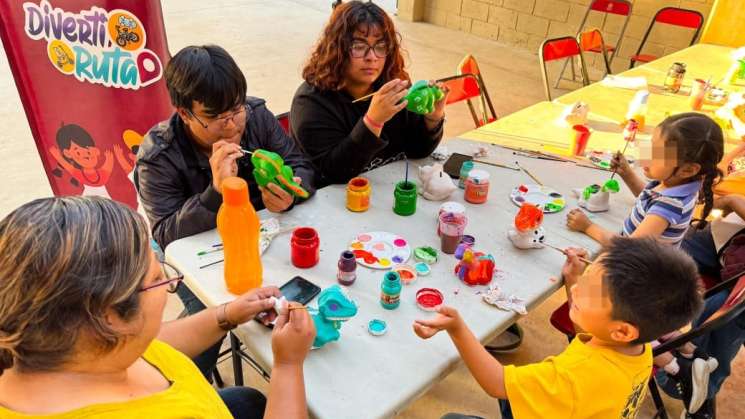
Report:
348,231,412,269
510,184,566,213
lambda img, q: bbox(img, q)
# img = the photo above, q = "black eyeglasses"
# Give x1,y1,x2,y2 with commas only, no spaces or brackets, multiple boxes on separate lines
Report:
188,105,247,131
139,261,184,293
350,41,388,59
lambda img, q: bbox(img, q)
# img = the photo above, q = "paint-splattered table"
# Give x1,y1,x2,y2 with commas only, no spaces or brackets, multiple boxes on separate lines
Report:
166,138,634,419
462,43,743,158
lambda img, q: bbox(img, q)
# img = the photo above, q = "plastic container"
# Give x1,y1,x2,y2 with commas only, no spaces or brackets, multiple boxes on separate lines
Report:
464,170,490,204
217,177,262,294
458,161,474,189
626,90,649,131
664,62,686,93
570,124,591,156
380,271,402,310
291,227,320,268
439,212,468,254
416,288,444,311
437,202,465,236
337,250,357,286
393,181,417,216
346,177,371,212
690,79,707,111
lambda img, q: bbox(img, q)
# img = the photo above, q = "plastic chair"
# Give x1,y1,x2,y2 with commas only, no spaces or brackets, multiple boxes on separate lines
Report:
578,29,612,78
0,1,173,210
442,55,497,128
557,0,632,87
276,111,291,135
539,36,589,101
630,7,705,69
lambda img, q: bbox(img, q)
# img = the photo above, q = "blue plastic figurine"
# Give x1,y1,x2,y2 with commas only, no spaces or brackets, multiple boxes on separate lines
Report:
309,285,358,349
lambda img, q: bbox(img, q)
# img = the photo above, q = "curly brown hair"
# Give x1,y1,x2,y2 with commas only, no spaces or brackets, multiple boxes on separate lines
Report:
302,1,409,91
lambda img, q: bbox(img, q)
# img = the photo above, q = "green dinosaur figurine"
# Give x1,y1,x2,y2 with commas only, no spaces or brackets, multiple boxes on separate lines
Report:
309,285,358,349
404,80,444,115
251,149,309,199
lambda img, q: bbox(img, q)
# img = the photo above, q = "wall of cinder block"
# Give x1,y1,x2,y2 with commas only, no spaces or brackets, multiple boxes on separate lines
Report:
416,0,714,73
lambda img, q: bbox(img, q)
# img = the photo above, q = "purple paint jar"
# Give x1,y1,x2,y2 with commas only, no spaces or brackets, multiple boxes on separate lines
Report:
337,250,357,286
454,235,475,259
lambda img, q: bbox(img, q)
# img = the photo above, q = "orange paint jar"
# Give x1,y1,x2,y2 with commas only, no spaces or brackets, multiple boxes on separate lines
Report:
464,170,490,204
347,177,371,212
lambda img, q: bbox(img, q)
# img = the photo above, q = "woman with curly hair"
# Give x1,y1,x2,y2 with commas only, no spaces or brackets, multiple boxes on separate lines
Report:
291,1,448,186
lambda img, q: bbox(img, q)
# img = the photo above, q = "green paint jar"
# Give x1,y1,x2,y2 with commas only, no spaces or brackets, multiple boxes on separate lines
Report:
393,181,417,216
380,271,402,310
459,161,474,189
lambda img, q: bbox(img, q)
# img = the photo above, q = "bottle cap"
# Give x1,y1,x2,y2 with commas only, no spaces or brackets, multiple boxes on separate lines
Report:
221,177,249,206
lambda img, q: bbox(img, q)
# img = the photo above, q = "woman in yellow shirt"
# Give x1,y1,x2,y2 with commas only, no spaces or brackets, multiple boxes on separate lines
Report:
0,196,315,418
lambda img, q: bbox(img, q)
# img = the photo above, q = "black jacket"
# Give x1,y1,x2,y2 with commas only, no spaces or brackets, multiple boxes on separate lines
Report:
290,81,444,186
135,97,315,249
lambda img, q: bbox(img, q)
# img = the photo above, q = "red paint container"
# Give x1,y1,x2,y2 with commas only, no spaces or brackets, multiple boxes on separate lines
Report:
291,227,320,268
416,288,444,311
464,170,490,204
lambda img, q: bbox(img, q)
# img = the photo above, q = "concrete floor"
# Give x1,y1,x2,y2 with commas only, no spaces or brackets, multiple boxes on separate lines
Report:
1,0,742,417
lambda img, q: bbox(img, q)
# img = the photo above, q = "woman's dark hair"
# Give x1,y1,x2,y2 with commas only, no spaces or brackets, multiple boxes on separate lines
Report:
302,1,409,91
55,123,96,169
599,236,702,344
165,45,247,116
659,112,724,229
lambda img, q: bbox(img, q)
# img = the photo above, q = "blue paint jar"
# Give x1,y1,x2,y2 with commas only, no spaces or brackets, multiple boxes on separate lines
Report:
458,161,474,189
380,271,402,310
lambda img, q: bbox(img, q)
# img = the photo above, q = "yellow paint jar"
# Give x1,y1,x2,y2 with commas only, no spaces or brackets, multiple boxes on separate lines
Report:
347,177,371,212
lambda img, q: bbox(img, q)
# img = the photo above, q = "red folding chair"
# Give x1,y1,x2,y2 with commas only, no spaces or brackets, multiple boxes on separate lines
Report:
540,36,589,101
557,0,632,87
276,111,291,135
578,29,612,79
442,55,497,128
630,7,705,69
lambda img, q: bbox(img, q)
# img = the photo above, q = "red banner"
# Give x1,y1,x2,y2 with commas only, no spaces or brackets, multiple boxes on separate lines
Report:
0,0,173,209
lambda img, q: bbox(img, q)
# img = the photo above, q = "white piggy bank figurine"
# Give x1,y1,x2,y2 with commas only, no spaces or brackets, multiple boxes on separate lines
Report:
418,163,457,201
507,203,546,249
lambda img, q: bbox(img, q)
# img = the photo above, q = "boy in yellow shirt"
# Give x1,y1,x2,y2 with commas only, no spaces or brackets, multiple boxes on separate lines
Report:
414,237,703,419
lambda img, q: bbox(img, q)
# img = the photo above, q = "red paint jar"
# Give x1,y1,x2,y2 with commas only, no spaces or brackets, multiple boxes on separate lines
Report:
464,170,490,204
416,288,444,311
291,227,320,268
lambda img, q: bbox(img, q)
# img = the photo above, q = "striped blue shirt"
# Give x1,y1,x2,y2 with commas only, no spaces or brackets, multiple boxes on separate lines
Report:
622,180,701,247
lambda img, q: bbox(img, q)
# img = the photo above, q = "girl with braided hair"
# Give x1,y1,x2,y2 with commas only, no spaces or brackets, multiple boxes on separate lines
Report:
567,112,724,247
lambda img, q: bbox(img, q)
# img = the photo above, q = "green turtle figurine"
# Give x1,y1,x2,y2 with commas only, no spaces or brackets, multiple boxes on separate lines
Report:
404,80,444,115
251,149,309,199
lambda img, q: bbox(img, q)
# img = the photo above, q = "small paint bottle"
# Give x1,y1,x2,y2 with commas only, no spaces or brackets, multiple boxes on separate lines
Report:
454,235,475,259
393,181,417,216
380,271,402,310
464,170,490,204
337,250,357,286
290,227,320,268
346,177,371,212
458,161,474,189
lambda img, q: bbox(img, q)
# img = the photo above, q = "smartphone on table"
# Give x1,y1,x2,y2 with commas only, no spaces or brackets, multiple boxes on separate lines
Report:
256,276,321,328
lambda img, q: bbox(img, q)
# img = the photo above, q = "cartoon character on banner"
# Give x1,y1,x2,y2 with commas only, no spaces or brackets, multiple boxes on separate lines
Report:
508,203,546,249
114,129,146,209
49,123,113,198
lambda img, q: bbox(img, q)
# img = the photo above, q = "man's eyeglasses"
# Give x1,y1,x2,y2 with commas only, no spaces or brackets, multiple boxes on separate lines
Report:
189,105,247,131
139,261,184,293
350,41,388,59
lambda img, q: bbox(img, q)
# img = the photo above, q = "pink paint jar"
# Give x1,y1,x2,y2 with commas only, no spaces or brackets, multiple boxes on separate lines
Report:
437,202,466,236
464,170,490,204
439,212,468,254
291,227,319,268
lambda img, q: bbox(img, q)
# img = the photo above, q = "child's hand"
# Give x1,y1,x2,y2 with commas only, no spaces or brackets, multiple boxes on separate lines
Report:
413,305,463,339
562,247,589,280
567,208,592,232
610,152,632,178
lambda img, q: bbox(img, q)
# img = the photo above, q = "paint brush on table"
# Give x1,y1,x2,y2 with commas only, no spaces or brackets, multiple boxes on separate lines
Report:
544,242,593,264
515,161,543,186
473,159,520,171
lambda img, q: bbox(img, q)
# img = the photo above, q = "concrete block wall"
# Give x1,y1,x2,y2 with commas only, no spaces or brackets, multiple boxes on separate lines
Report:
416,0,715,73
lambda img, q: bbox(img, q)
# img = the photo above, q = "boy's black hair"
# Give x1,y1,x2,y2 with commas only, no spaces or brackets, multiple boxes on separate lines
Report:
56,123,95,169
599,236,702,344
659,112,724,229
164,45,247,117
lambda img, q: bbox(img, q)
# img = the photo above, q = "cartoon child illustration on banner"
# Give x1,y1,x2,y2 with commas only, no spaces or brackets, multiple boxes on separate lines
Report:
49,123,114,199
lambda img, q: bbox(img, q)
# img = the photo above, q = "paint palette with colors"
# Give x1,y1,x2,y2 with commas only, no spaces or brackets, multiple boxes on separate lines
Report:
349,232,412,269
510,184,565,213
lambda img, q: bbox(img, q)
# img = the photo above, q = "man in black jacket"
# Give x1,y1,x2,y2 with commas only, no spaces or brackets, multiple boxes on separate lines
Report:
135,45,315,388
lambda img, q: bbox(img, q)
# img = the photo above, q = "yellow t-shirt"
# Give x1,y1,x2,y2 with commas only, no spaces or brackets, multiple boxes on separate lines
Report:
0,339,233,419
503,334,652,419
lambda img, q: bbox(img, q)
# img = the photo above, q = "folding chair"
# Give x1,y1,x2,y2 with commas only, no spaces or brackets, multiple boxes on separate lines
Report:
630,7,705,69
442,55,497,128
556,0,632,87
276,111,291,135
578,29,613,79
648,272,745,418
540,36,590,101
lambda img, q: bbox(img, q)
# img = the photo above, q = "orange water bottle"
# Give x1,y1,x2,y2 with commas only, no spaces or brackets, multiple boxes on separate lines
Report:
217,177,262,294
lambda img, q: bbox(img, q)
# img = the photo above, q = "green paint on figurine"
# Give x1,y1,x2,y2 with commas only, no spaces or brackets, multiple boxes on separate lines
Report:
251,149,309,199
404,80,444,115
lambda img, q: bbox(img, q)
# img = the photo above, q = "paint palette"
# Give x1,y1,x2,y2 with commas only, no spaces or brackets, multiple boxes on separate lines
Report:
510,184,566,213
587,150,634,170
349,232,412,269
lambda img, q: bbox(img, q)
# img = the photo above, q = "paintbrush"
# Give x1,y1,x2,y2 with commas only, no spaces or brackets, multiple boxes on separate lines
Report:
543,242,593,264
241,148,253,155
404,157,410,186
288,306,309,311
351,75,460,103
473,159,520,171
515,161,543,186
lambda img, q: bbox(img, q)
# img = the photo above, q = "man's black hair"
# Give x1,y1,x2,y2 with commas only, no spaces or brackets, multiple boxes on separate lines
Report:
599,236,703,344
164,45,247,116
